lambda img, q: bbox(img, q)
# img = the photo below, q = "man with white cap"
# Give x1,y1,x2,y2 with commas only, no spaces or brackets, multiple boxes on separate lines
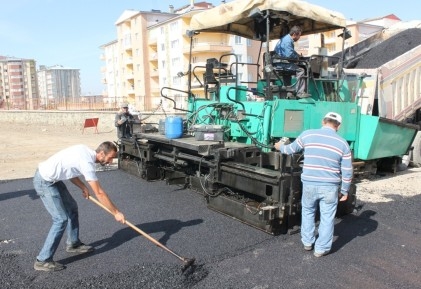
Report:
115,103,135,138
274,112,353,257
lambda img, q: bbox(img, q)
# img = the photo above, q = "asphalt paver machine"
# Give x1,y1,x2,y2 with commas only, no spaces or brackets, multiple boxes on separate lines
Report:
119,0,417,234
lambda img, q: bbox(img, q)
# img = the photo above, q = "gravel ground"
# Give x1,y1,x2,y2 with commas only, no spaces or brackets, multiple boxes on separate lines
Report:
1,168,421,289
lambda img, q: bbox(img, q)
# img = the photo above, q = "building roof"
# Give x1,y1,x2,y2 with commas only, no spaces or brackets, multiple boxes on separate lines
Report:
358,14,401,23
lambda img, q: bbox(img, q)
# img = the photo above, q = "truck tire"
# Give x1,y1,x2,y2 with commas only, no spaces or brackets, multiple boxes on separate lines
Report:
410,131,421,167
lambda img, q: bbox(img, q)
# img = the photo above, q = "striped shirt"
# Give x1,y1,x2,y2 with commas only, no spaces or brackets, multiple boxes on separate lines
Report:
279,126,353,194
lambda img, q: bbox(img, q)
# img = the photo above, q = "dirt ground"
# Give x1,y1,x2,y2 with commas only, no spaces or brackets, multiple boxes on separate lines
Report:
1,122,117,181
2,122,421,203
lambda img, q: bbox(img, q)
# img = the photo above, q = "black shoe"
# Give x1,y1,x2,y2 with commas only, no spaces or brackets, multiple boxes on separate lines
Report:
34,260,65,272
66,243,94,253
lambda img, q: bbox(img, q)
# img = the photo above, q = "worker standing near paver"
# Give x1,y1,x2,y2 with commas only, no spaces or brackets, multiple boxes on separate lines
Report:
274,112,353,257
115,103,135,139
32,141,125,271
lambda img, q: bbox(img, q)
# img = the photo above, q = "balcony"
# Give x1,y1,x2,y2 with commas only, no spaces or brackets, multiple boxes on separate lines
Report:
150,69,159,77
124,41,132,51
151,87,161,94
149,53,158,62
186,42,233,54
126,87,135,95
148,36,158,46
323,37,337,44
125,57,133,65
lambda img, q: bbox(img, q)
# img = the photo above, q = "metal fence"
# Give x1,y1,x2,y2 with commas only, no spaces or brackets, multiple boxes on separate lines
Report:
0,96,128,111
0,95,183,114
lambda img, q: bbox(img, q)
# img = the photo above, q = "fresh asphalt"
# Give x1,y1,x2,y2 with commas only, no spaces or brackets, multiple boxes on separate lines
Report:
1,169,420,288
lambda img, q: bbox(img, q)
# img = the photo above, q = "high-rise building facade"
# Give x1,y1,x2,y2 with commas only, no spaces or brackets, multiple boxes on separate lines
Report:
100,2,263,111
0,56,39,110
37,65,81,108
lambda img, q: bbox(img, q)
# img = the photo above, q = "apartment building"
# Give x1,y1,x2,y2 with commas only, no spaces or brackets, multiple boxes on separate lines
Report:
100,40,120,104
100,9,176,110
101,1,263,111
37,65,81,108
0,56,38,110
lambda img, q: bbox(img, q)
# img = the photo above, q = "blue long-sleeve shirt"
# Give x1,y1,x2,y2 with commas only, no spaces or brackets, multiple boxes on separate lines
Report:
279,126,353,194
274,34,300,71
275,34,300,59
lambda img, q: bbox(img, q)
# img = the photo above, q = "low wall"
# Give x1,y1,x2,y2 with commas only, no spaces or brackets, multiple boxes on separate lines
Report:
0,110,184,132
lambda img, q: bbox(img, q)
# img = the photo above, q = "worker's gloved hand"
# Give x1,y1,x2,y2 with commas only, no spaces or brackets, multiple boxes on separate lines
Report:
120,116,127,123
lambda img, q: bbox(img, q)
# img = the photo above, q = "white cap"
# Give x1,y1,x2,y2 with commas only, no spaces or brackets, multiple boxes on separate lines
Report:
324,112,342,124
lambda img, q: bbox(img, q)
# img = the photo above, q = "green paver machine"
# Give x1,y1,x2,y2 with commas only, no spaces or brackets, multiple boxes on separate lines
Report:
119,0,418,234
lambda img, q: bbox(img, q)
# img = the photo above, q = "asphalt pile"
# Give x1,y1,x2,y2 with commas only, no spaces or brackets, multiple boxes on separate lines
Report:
0,253,208,289
348,28,421,68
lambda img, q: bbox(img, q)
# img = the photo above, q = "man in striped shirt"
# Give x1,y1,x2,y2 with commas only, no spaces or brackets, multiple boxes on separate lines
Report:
274,112,353,257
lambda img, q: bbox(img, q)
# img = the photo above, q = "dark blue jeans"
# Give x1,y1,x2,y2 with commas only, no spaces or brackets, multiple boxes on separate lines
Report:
33,170,81,261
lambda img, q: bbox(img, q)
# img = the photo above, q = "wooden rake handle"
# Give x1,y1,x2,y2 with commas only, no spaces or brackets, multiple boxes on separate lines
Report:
87,195,186,261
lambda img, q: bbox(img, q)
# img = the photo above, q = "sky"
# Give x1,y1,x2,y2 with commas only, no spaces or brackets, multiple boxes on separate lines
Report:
1,0,420,95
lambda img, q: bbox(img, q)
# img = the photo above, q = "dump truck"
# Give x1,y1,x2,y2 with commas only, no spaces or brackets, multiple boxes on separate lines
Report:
341,22,421,166
118,0,418,235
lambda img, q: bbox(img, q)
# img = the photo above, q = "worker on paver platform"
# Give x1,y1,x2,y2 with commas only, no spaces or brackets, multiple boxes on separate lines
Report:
274,25,308,97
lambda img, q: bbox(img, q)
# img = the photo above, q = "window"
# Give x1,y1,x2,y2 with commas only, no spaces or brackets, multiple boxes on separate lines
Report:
234,36,242,44
192,38,198,47
172,57,180,67
170,21,179,31
248,72,253,82
237,73,243,82
246,39,252,46
171,39,179,49
172,76,180,85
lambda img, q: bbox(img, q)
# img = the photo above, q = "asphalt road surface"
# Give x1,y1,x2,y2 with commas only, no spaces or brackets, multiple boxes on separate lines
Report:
1,170,420,289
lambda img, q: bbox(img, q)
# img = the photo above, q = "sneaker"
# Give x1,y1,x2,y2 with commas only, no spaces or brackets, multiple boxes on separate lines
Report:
296,93,311,98
314,251,329,257
66,243,94,253
303,244,313,251
34,260,65,272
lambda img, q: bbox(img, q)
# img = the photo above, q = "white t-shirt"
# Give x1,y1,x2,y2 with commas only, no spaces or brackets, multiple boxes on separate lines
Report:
38,144,98,182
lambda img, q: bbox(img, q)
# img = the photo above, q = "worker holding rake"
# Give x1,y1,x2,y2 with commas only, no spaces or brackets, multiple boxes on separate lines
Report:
33,141,125,272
